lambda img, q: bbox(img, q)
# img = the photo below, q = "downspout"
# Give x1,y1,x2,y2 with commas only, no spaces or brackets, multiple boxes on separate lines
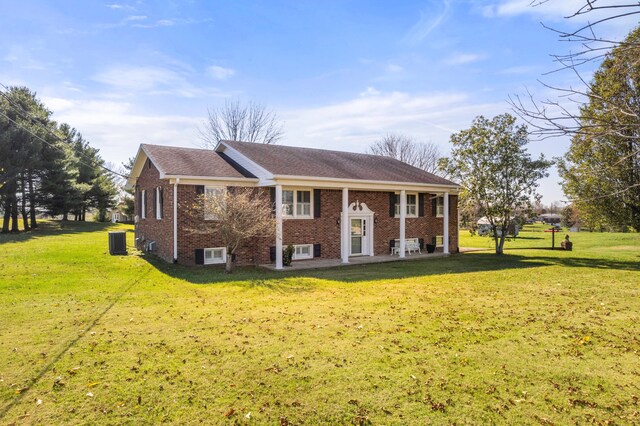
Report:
173,178,179,263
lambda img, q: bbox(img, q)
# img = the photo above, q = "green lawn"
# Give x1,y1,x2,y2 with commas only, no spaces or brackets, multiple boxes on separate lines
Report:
0,221,638,424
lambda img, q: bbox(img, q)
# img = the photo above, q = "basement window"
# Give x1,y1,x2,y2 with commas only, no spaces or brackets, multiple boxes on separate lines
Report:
293,244,313,260
204,247,226,264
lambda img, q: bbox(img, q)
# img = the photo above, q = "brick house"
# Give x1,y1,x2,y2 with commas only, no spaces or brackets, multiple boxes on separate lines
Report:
127,140,460,269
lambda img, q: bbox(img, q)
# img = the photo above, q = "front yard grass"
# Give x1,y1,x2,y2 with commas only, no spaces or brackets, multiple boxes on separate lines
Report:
0,221,638,424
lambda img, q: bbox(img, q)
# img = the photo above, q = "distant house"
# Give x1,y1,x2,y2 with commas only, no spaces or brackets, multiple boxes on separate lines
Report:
477,217,519,237
540,213,561,224
126,141,461,269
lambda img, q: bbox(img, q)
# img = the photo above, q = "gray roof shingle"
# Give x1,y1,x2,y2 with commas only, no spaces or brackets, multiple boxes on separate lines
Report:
222,140,456,186
142,144,253,178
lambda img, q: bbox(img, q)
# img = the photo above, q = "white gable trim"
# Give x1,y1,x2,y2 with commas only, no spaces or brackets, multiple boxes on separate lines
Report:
215,141,273,180
126,146,157,189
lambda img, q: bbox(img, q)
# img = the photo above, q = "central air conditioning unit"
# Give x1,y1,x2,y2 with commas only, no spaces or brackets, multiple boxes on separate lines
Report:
108,231,128,255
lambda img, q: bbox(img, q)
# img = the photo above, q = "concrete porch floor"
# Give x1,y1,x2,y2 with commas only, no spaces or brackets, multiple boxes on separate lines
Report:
261,250,451,271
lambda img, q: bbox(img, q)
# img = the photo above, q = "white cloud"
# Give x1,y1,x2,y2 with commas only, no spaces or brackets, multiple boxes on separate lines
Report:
444,53,485,66
359,86,381,97
282,90,506,155
92,65,219,98
482,0,638,39
482,0,584,19
403,0,451,45
124,15,147,22
42,95,203,165
386,64,404,73
207,65,235,80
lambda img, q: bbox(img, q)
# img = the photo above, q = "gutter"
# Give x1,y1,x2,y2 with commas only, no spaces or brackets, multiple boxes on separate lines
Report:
173,177,179,263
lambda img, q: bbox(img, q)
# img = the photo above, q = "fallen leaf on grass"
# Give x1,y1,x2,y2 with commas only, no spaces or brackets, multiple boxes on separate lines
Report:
224,408,235,417
15,387,29,394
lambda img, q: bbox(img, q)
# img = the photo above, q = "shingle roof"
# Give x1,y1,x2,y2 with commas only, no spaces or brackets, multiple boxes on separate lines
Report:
222,140,456,186
141,144,253,178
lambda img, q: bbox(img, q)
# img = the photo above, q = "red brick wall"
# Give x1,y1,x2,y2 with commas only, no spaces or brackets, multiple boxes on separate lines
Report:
169,187,458,266
134,159,174,263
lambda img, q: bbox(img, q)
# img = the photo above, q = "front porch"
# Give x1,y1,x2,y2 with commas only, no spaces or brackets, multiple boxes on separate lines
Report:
261,250,451,271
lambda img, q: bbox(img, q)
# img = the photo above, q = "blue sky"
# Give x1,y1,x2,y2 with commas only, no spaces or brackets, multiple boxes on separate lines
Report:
1,1,635,203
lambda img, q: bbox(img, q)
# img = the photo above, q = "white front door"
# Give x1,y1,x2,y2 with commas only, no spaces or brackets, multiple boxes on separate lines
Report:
350,217,370,256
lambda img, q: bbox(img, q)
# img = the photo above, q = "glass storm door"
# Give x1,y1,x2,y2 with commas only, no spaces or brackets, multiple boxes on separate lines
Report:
350,218,367,256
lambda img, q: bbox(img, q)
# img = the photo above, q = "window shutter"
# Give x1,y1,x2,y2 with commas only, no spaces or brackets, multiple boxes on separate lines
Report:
389,192,396,217
270,187,276,215
159,187,163,219
313,243,321,258
136,188,141,216
231,253,237,262
389,239,395,250
143,190,147,217
418,238,424,250
313,189,321,218
269,246,276,262
195,249,204,265
418,193,425,217
431,196,437,217
432,236,437,245
195,185,204,195
153,188,157,218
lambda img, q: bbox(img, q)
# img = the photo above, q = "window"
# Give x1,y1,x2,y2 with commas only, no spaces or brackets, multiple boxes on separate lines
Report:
204,247,226,264
204,187,225,220
435,235,444,247
282,190,294,216
406,194,417,216
435,196,444,218
155,187,163,220
296,191,311,216
293,244,313,260
282,189,312,219
141,189,146,219
394,193,418,217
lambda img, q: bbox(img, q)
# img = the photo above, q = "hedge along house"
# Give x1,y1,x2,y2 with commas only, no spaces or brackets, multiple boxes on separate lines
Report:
126,140,460,270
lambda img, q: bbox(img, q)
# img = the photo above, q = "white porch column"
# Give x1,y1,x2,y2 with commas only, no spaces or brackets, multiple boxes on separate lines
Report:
443,192,450,254
399,190,406,258
275,185,283,270
341,188,349,263
173,178,179,263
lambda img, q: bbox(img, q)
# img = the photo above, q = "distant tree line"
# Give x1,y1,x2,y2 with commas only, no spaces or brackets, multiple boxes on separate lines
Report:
0,86,117,233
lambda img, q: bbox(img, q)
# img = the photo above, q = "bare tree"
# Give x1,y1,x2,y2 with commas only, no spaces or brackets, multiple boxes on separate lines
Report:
200,99,284,148
368,133,443,175
183,187,275,272
510,1,640,140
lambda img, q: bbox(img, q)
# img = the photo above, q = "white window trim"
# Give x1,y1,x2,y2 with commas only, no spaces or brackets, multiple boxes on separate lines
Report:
436,196,444,218
204,247,226,265
292,244,314,260
394,192,418,218
282,188,314,219
141,189,146,219
204,186,225,221
155,187,162,220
